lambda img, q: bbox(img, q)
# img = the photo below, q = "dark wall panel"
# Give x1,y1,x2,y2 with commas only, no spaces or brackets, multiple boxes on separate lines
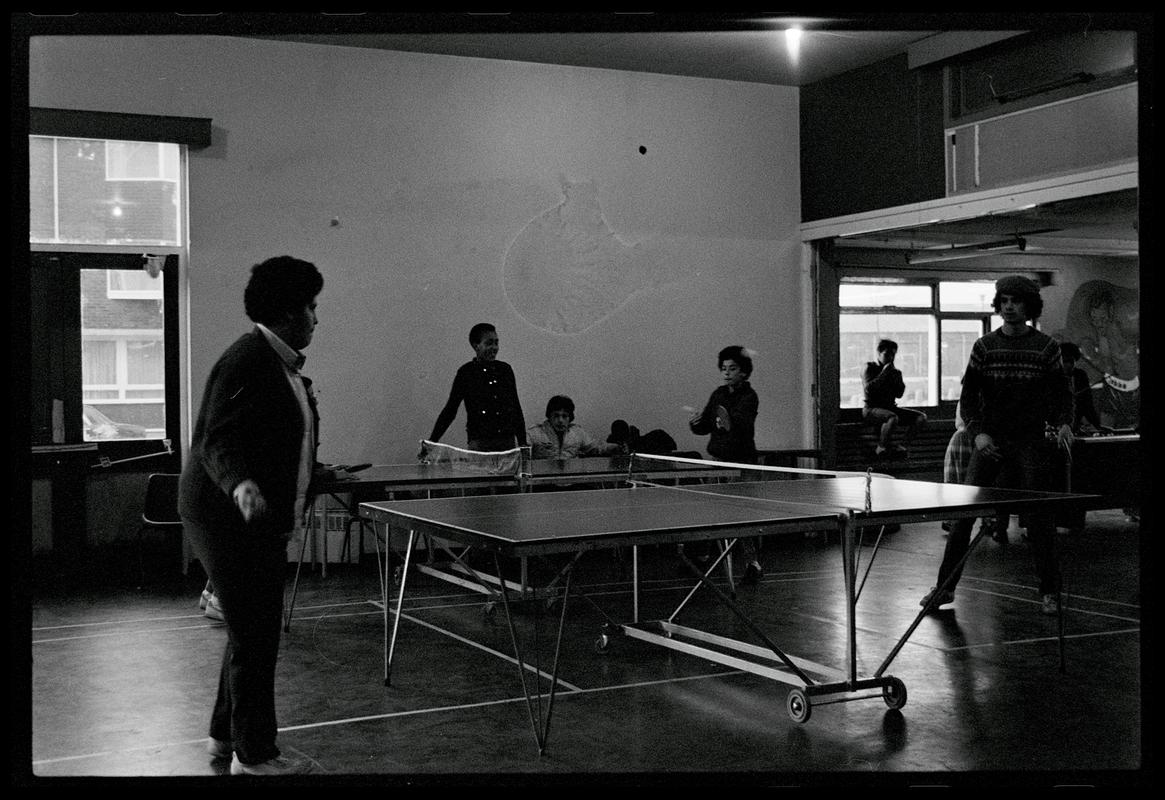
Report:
800,54,946,222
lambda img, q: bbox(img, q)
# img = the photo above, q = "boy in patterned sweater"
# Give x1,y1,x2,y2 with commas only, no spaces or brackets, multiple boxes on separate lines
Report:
921,275,1074,616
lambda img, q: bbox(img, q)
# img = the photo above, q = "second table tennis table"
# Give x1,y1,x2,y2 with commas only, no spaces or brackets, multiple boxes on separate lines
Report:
359,471,1095,754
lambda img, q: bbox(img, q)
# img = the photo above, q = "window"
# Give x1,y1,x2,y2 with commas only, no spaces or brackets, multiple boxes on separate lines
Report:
30,135,182,246
105,140,180,182
107,267,164,300
29,123,191,469
840,279,1001,409
946,30,1136,123
30,252,179,456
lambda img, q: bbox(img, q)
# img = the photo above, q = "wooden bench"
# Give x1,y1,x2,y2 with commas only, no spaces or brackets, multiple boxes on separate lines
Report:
832,419,953,482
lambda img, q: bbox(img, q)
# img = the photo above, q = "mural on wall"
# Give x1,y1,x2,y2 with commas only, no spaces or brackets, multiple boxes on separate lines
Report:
1056,279,1140,430
503,176,678,334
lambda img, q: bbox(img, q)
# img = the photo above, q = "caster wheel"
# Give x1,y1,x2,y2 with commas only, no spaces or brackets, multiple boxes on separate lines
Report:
594,634,610,653
786,688,812,723
882,677,907,710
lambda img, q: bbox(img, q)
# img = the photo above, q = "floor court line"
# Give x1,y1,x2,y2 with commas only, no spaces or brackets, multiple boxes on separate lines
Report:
395,610,584,691
33,624,229,644
31,670,745,768
34,578,1136,648
942,626,1140,653
31,599,380,632
377,575,1140,637
304,571,1137,623
32,607,388,644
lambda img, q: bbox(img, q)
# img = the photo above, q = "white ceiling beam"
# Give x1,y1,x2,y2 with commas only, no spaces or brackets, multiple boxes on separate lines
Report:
800,160,1138,242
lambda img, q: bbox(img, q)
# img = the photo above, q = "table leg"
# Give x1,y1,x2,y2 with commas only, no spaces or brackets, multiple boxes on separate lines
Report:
385,529,415,686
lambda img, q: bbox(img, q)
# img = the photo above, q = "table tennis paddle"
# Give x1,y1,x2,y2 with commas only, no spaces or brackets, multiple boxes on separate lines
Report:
332,463,372,479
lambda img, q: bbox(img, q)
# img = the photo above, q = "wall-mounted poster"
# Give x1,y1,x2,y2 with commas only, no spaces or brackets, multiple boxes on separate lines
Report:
1057,279,1140,431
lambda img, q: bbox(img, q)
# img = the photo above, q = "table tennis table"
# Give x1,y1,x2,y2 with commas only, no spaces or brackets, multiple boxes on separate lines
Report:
286,455,741,629
359,470,1095,754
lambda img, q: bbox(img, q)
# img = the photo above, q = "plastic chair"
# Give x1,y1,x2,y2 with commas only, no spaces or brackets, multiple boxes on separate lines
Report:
137,473,183,589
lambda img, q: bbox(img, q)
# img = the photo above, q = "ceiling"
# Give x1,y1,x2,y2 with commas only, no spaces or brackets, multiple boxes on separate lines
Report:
238,16,1139,261
245,28,940,88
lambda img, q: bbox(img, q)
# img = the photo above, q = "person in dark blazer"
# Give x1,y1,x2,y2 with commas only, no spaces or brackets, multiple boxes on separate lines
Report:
178,255,328,776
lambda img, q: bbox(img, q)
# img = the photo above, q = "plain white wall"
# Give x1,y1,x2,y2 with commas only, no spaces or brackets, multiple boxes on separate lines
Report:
30,35,810,466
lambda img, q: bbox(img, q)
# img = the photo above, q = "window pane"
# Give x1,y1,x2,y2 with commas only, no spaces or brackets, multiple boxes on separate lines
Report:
82,340,116,386
82,402,155,441
29,136,56,240
840,314,936,408
840,284,932,308
126,339,164,384
939,281,997,312
940,319,984,400
105,141,179,182
80,268,166,441
29,136,182,246
108,268,163,299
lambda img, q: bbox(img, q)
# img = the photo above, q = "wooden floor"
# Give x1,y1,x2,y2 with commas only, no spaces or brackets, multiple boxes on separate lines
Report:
21,510,1144,788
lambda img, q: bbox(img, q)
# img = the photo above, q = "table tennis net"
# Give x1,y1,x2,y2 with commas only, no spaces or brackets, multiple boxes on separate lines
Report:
625,452,891,515
419,439,523,475
626,451,881,485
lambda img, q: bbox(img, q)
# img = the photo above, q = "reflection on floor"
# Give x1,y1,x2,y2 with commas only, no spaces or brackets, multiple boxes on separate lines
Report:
25,510,1142,787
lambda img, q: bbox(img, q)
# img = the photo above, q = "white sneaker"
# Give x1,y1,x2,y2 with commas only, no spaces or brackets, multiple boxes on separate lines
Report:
207,737,232,759
230,753,311,776
205,593,225,623
920,587,955,610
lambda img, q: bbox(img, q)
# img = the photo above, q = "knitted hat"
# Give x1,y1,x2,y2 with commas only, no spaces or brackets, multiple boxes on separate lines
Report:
995,275,1040,296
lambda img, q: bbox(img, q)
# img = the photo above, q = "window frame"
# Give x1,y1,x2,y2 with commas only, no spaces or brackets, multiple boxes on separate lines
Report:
28,251,182,472
26,109,208,473
836,276,998,421
106,268,166,300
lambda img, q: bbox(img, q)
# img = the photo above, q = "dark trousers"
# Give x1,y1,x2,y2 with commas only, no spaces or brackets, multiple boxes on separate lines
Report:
184,517,288,765
936,438,1061,596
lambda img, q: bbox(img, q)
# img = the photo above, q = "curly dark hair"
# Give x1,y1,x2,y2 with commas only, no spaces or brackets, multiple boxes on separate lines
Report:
992,289,1044,321
468,323,496,346
545,394,575,421
718,345,753,377
243,256,323,324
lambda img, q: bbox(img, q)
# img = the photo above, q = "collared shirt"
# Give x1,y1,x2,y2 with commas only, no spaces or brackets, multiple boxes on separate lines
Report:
256,323,314,529
526,420,616,459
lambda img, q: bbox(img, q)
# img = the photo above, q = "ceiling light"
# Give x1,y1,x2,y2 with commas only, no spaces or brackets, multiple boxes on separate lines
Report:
784,26,803,60
905,236,1027,265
